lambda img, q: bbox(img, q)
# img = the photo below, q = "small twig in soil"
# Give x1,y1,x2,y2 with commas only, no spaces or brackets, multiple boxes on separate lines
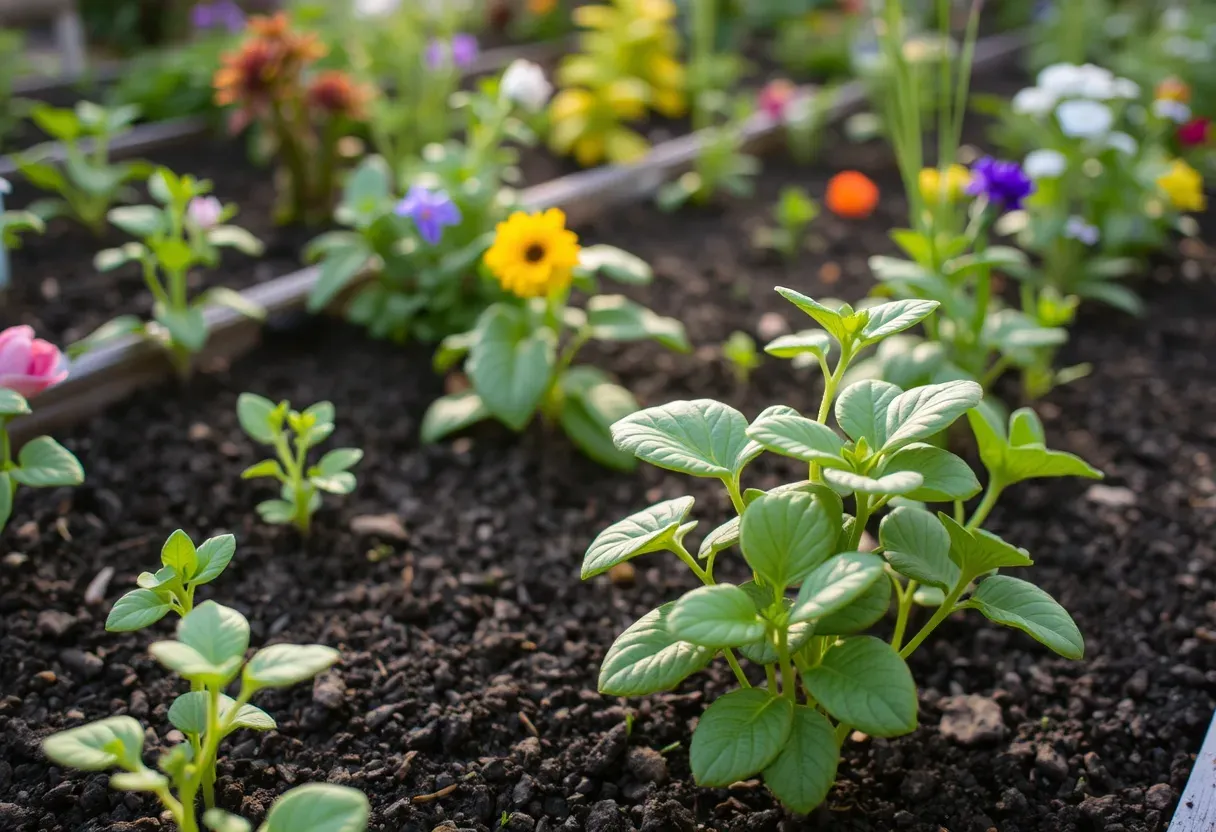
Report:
394,750,418,782
410,783,458,804
518,711,540,738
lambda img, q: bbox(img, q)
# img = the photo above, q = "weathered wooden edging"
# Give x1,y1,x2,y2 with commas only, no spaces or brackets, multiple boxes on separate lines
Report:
0,37,571,180
10,30,1025,442
1169,711,1216,830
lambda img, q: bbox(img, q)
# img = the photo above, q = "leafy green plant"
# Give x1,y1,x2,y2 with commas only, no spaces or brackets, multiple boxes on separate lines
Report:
0,29,29,151
582,287,1101,813
0,389,84,538
237,394,362,534
722,330,760,384
107,37,233,124
44,529,367,832
755,186,819,259
423,211,690,469
13,102,152,235
70,168,265,376
656,94,759,210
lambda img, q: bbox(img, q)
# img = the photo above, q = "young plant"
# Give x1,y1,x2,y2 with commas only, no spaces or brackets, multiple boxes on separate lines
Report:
12,101,152,235
0,177,46,288
237,394,362,534
582,288,1102,814
44,531,367,832
305,60,550,342
70,168,265,376
722,331,760,385
548,0,686,166
755,185,819,259
0,326,83,537
214,12,374,225
422,208,689,469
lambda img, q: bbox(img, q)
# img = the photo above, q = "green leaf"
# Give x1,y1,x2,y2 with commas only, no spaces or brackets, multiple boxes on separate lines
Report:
110,770,170,792
803,636,917,737
69,315,145,357
204,810,252,832
161,530,198,578
879,507,958,590
137,566,178,590
789,552,886,624
822,468,924,496
740,490,838,590
467,307,556,431
42,716,144,771
967,575,1084,659
197,287,265,322
108,205,165,238
11,437,84,488
0,473,12,535
151,237,194,274
106,588,172,632
938,513,1033,578
775,287,850,343
307,245,372,312
155,306,207,354
314,449,362,476
582,496,694,578
999,446,1104,484
0,389,31,416
260,784,370,832
611,399,754,478
598,603,714,696
578,244,653,284
193,535,236,586
965,406,1006,474
689,689,794,787
257,499,296,525
560,388,637,470
745,411,846,466
763,329,832,361
207,225,265,256
882,380,983,452
586,295,690,352
242,460,284,480
698,516,740,560
1008,407,1045,446
836,380,901,447
881,444,980,502
859,299,938,345
420,391,491,443
178,601,250,667
762,706,838,814
668,584,767,648
244,643,340,689
237,393,279,444
814,577,891,634
311,471,356,494
168,691,277,735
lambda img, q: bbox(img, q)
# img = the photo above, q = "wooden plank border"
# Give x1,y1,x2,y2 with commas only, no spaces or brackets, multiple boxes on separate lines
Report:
9,30,1026,443
1169,711,1216,830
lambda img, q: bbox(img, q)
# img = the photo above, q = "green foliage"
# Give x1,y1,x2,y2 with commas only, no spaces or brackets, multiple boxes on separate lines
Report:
13,101,152,236
0,389,84,537
237,395,361,534
45,528,366,831
107,37,233,123
422,246,688,469
721,331,761,385
71,168,264,375
582,287,1099,813
756,186,819,259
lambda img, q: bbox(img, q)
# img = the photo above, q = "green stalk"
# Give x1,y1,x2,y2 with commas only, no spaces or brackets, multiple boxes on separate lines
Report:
776,627,796,701
966,478,1004,530
691,0,716,133
890,576,918,652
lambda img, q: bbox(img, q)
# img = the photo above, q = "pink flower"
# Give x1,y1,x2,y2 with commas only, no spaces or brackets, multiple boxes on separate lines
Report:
187,196,223,230
758,79,797,122
1178,117,1211,147
0,326,68,398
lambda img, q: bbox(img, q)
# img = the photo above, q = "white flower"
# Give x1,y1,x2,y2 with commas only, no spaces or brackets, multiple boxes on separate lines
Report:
1162,7,1188,30
1024,149,1068,179
499,60,552,113
1064,216,1100,246
187,196,223,230
354,0,400,17
1153,98,1192,123
1012,86,1057,117
1037,63,1085,97
1111,78,1140,100
1105,131,1138,155
1055,99,1113,138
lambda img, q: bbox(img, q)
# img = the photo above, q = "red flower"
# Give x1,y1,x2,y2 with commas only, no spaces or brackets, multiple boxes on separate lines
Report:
1178,117,1211,147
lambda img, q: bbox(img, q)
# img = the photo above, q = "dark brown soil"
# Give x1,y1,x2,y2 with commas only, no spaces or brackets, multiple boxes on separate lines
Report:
1,139,1215,832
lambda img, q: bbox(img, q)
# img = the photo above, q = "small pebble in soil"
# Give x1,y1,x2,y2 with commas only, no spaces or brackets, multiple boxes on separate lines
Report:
938,694,1006,745
585,800,628,832
1035,744,1069,780
36,610,76,639
625,747,668,784
585,723,628,775
1145,783,1174,810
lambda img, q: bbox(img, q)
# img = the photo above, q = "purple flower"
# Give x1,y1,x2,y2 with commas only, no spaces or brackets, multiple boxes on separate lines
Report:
425,34,479,70
191,0,245,33
966,156,1035,211
395,186,462,245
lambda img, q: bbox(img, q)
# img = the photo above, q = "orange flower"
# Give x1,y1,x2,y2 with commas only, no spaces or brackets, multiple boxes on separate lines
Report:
214,38,284,108
1155,76,1190,104
825,171,879,219
529,0,559,13
307,71,373,120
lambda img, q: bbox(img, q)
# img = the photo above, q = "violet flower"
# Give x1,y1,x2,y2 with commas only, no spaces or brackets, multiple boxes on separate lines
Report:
425,34,479,71
966,156,1035,211
396,186,462,245
191,0,246,33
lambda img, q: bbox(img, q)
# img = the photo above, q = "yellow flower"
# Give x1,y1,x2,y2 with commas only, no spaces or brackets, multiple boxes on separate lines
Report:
1156,159,1207,212
484,209,582,298
918,164,971,203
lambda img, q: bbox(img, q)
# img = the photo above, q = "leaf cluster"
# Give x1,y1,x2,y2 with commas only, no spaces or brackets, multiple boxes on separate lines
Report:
0,389,85,535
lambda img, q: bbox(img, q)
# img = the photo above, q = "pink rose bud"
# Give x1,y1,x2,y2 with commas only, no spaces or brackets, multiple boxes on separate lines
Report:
187,196,223,230
758,79,797,122
1178,117,1211,147
0,326,68,398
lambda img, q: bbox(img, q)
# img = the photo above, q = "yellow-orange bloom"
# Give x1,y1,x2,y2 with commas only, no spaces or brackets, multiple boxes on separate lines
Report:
918,164,972,203
485,209,582,298
1155,77,1190,104
826,171,880,219
528,0,559,14
1157,159,1206,212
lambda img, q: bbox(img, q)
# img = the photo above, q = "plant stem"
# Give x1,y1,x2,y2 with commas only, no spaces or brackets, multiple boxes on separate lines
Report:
891,576,918,652
691,0,715,133
966,478,1004,530
722,474,746,516
899,580,966,659
670,538,748,687
777,628,796,701
847,494,871,551
765,663,779,692
723,649,750,689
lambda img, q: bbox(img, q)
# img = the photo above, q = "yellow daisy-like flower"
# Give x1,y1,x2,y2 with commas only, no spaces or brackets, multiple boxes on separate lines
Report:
918,164,972,203
485,209,582,298
1156,159,1207,212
